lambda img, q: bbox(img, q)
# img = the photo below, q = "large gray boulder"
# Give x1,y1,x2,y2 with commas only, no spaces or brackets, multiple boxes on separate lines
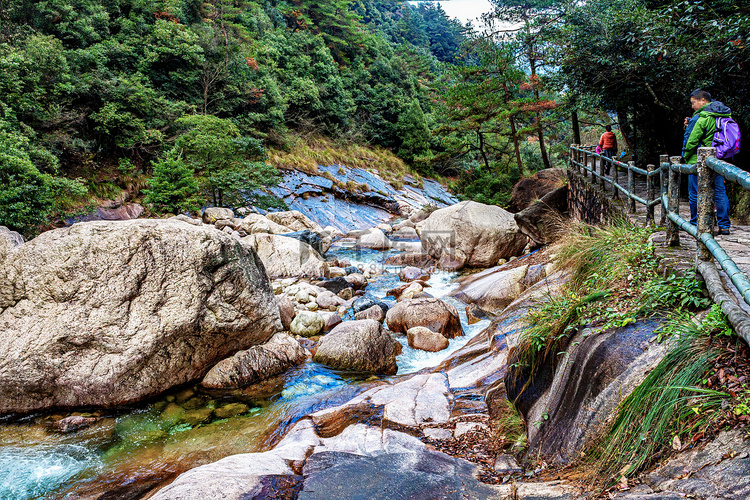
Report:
0,219,281,413
241,233,329,278
417,201,528,269
314,320,400,375
201,333,308,389
265,210,332,253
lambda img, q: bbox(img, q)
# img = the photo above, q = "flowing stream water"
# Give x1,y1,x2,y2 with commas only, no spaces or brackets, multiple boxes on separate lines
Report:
0,243,489,499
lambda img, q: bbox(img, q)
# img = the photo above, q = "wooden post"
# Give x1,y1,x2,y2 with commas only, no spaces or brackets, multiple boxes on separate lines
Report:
572,111,581,146
659,155,668,226
570,144,575,171
582,150,587,178
627,161,636,213
667,156,681,246
591,150,596,180
646,163,656,226
696,147,715,261
599,152,606,190
612,157,620,200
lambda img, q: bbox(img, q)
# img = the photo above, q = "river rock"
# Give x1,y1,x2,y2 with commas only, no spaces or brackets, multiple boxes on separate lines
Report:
407,326,449,352
393,220,415,231
356,228,392,250
398,282,424,301
354,305,386,323
240,216,292,235
279,230,325,254
202,207,234,224
169,214,202,226
384,252,435,268
376,223,392,233
386,298,463,339
0,219,281,413
52,415,98,433
514,186,568,247
391,227,419,239
313,320,400,375
324,225,344,238
318,277,353,294
352,296,389,316
344,272,367,290
399,266,429,282
316,290,345,310
277,295,296,330
201,333,308,389
320,312,343,332
266,210,332,253
504,319,668,463
241,233,329,278
328,266,346,278
418,201,528,270
290,310,325,338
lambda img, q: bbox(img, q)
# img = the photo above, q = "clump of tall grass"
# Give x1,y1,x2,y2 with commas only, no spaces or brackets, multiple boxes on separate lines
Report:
586,316,727,485
553,218,658,294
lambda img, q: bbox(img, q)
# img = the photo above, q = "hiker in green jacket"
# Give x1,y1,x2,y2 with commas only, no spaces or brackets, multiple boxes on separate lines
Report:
682,89,731,235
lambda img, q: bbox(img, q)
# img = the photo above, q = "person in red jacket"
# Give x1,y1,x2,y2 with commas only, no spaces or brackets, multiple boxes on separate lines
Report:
599,125,618,174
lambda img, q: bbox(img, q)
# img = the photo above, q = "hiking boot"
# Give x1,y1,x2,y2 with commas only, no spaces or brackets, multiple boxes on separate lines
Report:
717,228,731,236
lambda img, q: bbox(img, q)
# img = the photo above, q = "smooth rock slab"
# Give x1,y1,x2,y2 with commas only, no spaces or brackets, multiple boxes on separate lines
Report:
298,450,506,500
0,219,281,412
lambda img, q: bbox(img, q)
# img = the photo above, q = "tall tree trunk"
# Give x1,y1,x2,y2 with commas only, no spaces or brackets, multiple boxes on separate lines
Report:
571,110,581,145
529,55,550,169
503,82,523,177
477,131,490,170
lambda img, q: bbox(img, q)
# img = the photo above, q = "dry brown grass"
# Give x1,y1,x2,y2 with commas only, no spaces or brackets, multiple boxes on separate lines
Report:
267,134,415,180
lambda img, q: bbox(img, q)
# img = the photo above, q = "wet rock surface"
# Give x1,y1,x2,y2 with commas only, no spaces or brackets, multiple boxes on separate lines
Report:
506,319,668,463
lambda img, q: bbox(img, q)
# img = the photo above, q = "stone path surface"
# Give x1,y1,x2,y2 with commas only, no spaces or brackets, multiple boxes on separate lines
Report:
584,159,750,316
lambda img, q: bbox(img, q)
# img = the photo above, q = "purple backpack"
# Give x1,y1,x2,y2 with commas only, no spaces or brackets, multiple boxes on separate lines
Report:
713,116,741,159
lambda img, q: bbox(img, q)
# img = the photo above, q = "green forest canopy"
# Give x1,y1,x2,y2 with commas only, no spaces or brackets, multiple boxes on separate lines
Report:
0,0,748,236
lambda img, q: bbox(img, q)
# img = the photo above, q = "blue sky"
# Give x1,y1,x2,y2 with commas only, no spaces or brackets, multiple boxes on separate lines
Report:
408,0,494,27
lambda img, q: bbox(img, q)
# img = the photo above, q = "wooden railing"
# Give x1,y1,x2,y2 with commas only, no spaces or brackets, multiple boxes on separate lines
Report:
569,144,662,225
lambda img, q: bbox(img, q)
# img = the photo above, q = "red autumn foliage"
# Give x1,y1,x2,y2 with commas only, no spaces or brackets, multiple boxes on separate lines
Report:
248,88,265,104
520,100,558,112
245,58,260,70
154,12,181,24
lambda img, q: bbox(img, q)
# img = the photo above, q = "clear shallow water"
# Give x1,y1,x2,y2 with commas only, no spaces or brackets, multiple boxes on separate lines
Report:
0,243,487,499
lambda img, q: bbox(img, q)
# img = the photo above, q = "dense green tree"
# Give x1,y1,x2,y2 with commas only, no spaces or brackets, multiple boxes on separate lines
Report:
174,114,278,207
143,153,200,214
397,98,431,163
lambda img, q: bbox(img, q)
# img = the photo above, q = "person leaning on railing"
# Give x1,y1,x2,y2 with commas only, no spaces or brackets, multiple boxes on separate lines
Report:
682,89,731,235
598,125,617,175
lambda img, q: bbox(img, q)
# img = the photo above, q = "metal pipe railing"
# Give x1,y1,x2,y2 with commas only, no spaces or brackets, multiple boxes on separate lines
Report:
571,144,750,310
